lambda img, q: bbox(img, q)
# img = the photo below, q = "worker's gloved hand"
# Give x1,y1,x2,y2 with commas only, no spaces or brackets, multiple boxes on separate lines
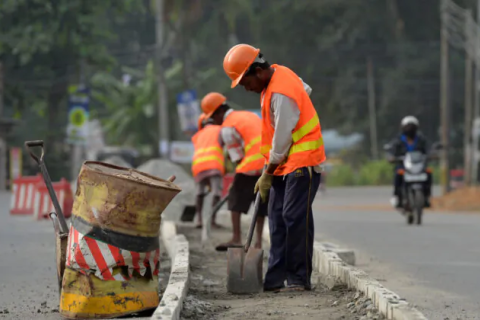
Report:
254,172,273,203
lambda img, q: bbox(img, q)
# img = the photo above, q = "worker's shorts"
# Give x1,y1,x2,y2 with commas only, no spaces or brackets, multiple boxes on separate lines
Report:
228,173,268,216
195,174,223,198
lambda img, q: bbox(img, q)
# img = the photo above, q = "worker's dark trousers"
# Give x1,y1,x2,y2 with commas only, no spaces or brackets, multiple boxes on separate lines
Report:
264,167,321,290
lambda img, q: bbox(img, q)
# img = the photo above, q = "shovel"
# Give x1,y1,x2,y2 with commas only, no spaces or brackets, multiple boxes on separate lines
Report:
25,140,69,294
226,192,264,294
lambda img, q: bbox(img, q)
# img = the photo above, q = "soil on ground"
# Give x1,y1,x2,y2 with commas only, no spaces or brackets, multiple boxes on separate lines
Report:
178,223,384,320
432,186,480,211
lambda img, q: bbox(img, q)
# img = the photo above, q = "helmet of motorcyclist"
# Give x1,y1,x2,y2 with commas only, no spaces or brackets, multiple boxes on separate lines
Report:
400,116,419,139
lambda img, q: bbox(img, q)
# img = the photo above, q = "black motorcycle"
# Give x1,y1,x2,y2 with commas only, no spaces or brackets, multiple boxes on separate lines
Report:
384,142,442,225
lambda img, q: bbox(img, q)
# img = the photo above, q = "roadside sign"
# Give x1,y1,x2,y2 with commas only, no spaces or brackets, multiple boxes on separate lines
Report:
176,90,201,133
66,85,90,145
9,147,22,188
170,141,194,164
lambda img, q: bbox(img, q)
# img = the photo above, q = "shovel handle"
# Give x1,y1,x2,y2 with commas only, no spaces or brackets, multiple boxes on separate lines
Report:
24,140,45,165
244,192,261,252
24,140,69,234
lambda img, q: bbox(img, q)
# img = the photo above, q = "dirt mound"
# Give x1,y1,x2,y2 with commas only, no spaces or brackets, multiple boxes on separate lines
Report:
432,187,480,211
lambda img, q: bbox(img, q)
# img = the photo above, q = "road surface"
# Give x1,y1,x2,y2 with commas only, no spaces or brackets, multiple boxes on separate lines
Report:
314,186,480,319
0,192,60,319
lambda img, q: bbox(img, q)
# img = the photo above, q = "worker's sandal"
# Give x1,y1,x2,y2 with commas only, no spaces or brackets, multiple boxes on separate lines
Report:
279,285,306,292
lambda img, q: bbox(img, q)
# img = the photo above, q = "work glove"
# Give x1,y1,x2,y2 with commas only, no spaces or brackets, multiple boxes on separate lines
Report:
254,172,273,203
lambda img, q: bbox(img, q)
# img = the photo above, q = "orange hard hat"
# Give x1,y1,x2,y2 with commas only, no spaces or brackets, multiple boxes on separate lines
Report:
223,44,260,88
197,113,207,130
201,92,227,118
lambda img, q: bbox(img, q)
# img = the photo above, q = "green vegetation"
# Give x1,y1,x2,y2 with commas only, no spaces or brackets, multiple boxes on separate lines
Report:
326,160,441,186
0,0,470,178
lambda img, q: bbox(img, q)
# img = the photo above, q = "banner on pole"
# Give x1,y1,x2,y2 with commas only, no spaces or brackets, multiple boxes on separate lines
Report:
176,90,201,133
66,85,90,145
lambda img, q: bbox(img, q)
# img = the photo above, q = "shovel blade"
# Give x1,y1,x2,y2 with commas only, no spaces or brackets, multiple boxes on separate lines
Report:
227,247,263,294
180,205,196,222
49,212,68,294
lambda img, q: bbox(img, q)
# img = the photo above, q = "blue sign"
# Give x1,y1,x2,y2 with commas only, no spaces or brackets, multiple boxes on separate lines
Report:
66,85,90,145
176,89,201,132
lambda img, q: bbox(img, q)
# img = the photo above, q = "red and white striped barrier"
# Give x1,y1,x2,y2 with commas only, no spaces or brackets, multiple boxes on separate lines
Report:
66,225,160,281
10,174,43,215
33,178,73,220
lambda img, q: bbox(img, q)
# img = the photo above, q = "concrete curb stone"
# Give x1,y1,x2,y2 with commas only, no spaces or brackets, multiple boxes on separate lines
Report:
262,224,428,320
151,221,190,320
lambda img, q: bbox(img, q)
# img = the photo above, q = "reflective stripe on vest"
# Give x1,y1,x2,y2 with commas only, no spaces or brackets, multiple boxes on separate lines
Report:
261,114,324,156
245,136,261,153
191,125,224,177
222,111,264,173
235,153,263,171
260,64,326,175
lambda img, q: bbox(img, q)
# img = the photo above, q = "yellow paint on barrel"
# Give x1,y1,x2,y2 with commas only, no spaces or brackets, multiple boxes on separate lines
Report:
60,268,158,319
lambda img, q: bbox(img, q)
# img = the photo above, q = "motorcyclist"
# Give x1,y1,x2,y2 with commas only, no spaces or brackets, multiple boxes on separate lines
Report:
387,116,432,208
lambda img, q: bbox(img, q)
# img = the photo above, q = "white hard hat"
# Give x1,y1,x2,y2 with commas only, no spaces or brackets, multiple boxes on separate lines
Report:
401,116,419,127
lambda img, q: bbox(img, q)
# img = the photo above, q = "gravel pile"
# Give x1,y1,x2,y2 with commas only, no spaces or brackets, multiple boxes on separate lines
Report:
137,159,195,220
102,156,132,168
180,295,226,319
345,291,385,320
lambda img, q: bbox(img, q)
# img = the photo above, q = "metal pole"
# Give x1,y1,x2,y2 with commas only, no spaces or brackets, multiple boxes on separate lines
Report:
440,1,451,195
71,59,86,180
0,62,5,191
155,0,170,159
472,0,480,184
367,56,378,160
464,11,473,186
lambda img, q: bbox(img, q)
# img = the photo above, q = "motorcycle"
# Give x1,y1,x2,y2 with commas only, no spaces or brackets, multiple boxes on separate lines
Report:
383,142,442,225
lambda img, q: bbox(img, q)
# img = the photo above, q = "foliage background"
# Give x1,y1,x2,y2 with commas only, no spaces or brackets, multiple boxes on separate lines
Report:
0,0,474,181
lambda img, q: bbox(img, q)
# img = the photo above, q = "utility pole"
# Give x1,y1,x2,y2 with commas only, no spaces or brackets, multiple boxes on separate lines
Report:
70,59,85,180
367,56,378,160
0,62,6,191
155,0,170,159
440,1,451,195
464,11,473,186
472,0,480,184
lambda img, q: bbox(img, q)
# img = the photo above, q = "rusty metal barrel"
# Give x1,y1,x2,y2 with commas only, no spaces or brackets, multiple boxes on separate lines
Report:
60,161,181,319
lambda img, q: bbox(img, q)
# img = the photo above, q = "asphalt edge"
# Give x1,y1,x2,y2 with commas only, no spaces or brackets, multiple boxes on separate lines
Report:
151,220,190,320
262,224,428,320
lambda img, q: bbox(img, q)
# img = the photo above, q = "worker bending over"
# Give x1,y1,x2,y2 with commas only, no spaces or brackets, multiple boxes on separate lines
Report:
223,44,326,292
201,92,267,251
191,113,224,229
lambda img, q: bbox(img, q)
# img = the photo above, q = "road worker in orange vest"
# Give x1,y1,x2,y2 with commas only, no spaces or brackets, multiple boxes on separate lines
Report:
191,113,225,229
223,44,326,292
201,92,268,252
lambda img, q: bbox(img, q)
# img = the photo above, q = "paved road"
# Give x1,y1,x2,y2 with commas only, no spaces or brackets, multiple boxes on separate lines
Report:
314,186,480,319
0,192,60,319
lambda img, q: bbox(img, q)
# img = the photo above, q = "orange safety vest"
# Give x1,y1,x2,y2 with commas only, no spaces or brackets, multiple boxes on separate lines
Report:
260,64,326,176
191,125,225,177
222,111,264,173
